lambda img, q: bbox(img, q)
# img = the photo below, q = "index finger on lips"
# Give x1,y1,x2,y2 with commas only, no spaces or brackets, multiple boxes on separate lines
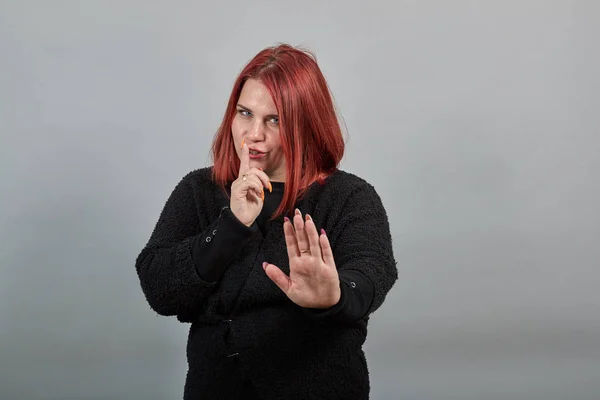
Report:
238,138,250,175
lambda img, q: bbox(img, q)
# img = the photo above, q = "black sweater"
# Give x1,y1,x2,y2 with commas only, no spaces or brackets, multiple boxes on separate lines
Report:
189,180,374,322
135,167,398,399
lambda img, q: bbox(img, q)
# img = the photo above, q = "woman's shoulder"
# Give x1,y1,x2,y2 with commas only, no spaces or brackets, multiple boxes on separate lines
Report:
178,166,215,186
310,169,389,218
325,168,378,193
169,167,221,196
314,168,386,209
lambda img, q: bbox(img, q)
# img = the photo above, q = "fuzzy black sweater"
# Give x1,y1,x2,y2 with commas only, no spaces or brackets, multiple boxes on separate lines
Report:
135,167,398,399
190,180,375,322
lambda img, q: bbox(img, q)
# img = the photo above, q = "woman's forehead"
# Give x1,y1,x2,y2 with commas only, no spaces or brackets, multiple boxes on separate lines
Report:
238,79,277,114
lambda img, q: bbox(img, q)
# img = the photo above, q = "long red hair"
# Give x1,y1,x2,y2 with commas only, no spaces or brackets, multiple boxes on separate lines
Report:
210,43,345,220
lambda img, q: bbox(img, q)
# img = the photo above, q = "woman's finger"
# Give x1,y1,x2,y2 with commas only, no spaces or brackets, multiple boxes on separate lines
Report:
234,174,264,201
319,229,336,268
283,216,300,259
246,167,272,193
304,214,322,260
238,138,250,175
263,262,292,294
293,209,310,255
244,174,265,201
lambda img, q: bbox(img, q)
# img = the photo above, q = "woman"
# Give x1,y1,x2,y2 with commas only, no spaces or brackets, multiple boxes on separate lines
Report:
135,43,398,399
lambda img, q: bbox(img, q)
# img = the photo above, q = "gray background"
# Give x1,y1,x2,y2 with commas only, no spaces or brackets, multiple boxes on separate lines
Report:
1,1,599,399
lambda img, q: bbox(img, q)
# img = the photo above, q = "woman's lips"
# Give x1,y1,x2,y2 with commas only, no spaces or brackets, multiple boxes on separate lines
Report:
249,151,266,159
248,148,266,159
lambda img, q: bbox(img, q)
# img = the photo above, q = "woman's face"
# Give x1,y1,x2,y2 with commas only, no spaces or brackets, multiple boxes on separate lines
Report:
232,78,286,182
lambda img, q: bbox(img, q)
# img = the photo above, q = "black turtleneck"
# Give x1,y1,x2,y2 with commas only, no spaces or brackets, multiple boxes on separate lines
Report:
190,181,374,322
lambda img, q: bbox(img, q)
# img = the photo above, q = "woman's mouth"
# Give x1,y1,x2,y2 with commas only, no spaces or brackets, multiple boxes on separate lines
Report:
249,149,266,159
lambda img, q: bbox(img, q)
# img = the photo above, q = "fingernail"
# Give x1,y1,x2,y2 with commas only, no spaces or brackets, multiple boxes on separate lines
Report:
261,190,265,202
262,262,267,270
295,208,301,215
241,138,245,150
258,167,263,171
268,182,272,193
305,214,312,221
284,216,290,222
321,228,326,235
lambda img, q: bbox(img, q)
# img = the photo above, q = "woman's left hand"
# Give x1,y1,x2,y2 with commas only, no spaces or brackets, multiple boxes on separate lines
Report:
263,209,341,309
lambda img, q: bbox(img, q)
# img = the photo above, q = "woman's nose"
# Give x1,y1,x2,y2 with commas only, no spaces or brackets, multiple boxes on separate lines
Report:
248,120,265,140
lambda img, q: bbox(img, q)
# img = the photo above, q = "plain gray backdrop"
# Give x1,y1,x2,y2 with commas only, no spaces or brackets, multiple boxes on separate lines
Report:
1,1,599,399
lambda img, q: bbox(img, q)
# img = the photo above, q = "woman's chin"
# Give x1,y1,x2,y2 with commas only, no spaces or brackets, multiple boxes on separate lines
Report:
249,160,265,168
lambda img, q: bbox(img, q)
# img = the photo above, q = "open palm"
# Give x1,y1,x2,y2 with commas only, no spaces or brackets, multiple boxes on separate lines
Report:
263,209,341,309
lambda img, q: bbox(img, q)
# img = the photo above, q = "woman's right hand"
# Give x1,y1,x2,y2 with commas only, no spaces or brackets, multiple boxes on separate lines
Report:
230,139,272,227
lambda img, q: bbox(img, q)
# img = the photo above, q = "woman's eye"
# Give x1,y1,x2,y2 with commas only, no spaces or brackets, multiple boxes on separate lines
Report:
269,117,279,125
238,109,251,117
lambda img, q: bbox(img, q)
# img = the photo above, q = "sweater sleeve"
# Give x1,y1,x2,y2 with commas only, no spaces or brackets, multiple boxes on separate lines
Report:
135,173,218,319
190,206,258,282
329,183,398,318
302,270,374,322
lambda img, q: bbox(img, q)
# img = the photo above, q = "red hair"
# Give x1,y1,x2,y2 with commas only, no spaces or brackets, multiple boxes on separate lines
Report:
210,43,345,220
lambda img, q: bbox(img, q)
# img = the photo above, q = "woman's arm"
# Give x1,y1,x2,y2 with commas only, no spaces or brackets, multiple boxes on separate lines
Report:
303,269,374,322
190,206,258,282
328,182,398,318
265,182,397,323
135,173,221,319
